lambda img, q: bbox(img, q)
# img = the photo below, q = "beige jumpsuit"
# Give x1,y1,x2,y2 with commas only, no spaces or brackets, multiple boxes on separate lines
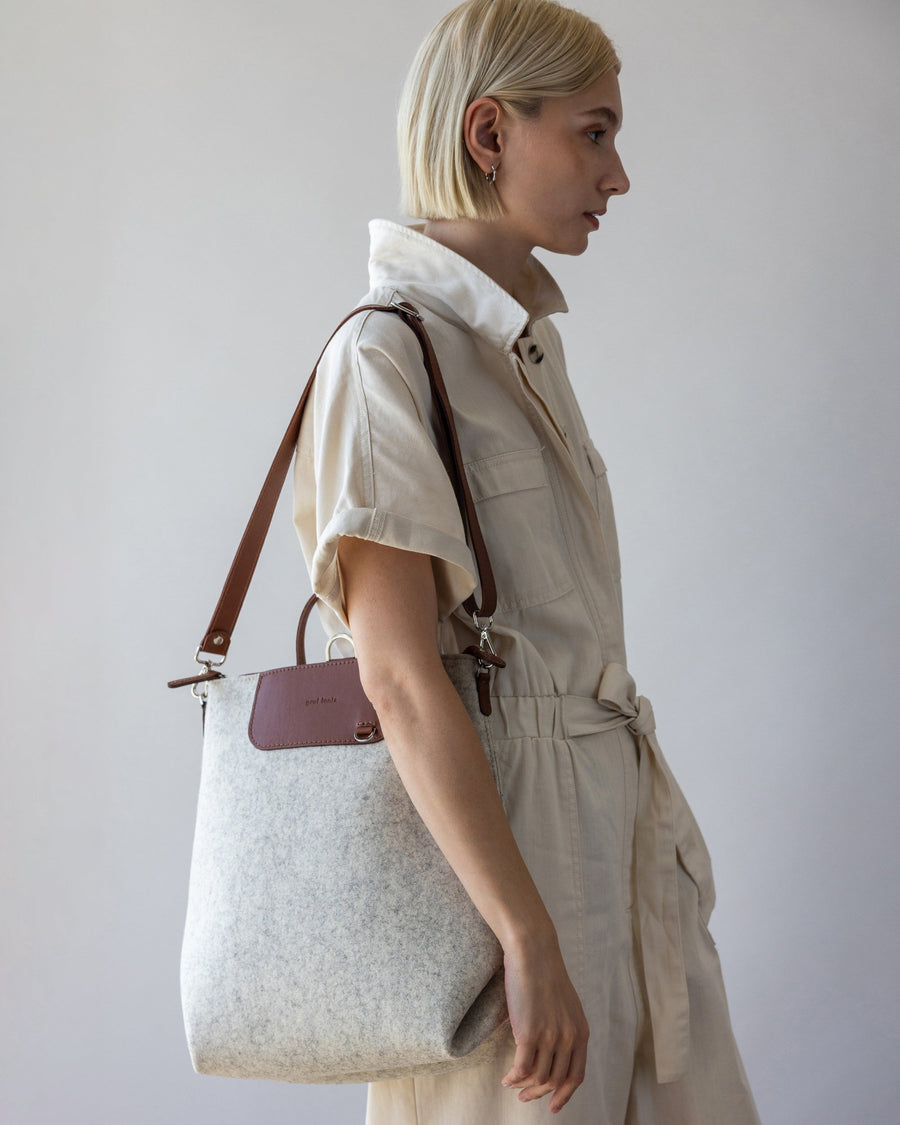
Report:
292,220,761,1124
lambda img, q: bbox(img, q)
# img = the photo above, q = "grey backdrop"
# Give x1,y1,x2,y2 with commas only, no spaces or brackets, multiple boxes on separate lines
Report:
2,1,898,1122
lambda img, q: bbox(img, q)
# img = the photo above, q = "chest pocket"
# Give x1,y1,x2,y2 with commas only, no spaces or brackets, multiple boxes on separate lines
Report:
583,440,622,581
464,447,574,614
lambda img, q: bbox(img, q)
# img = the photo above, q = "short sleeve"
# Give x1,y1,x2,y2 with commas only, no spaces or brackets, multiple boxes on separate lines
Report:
292,309,478,631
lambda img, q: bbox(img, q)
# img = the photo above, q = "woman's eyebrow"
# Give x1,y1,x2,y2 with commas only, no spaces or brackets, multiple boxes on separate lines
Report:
577,106,620,127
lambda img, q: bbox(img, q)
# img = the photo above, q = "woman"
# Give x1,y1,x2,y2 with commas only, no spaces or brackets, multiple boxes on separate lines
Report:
293,1,761,1120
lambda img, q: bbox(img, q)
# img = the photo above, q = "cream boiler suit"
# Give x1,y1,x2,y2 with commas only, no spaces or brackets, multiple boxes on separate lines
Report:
292,220,760,1124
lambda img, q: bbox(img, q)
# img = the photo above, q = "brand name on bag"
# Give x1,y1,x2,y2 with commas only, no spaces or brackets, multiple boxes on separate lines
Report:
305,696,338,706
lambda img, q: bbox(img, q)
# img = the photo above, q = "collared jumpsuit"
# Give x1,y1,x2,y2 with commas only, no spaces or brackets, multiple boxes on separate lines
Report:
292,219,761,1125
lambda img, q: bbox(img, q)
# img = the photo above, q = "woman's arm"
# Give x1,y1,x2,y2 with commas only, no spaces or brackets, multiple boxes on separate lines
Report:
337,536,589,1115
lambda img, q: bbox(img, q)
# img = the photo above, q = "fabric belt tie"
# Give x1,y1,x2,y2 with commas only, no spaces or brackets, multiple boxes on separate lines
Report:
510,663,690,1084
594,662,689,1084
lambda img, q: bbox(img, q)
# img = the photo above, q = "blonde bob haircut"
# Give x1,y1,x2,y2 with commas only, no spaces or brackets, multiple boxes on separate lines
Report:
398,0,621,221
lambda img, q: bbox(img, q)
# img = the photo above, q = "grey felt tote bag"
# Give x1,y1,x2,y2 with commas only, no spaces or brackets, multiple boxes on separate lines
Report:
168,300,513,1083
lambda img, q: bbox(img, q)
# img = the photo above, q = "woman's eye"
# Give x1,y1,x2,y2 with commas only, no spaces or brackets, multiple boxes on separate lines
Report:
587,129,607,144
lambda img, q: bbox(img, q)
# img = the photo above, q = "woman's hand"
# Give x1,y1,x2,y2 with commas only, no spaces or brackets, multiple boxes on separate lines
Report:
501,932,589,1115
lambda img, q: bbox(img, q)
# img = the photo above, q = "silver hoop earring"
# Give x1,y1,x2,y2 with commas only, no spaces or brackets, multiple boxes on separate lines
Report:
485,163,497,183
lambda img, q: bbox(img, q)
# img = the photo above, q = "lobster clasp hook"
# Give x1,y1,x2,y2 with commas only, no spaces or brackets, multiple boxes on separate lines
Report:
471,612,496,657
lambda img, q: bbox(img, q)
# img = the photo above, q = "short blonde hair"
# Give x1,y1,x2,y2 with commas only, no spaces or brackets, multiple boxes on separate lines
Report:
398,0,621,221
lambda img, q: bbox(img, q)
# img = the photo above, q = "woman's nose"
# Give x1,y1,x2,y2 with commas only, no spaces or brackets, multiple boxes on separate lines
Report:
605,147,630,196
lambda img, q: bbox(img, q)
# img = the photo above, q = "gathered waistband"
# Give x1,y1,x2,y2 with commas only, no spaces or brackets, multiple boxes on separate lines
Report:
492,662,657,743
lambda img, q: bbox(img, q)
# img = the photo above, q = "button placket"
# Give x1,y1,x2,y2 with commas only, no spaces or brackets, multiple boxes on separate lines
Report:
506,349,624,612
496,345,625,657
509,348,570,452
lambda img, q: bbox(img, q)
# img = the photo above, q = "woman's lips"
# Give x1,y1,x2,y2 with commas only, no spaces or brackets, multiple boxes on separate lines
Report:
584,212,601,230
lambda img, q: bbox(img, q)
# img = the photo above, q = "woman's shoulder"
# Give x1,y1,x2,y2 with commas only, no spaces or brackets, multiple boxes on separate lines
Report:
315,285,436,396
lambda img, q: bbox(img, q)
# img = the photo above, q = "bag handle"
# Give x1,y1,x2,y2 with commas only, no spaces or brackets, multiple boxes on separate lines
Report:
170,300,498,679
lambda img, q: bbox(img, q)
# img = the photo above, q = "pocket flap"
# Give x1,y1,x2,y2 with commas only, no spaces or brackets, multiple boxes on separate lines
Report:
465,448,548,502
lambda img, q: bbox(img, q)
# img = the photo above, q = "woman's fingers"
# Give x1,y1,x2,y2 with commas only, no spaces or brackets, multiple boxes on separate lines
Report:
512,1044,573,1103
542,1046,575,1096
502,1041,538,1088
548,1037,589,1114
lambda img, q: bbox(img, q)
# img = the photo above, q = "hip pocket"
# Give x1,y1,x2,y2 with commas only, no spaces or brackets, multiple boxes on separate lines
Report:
673,804,717,929
656,749,717,926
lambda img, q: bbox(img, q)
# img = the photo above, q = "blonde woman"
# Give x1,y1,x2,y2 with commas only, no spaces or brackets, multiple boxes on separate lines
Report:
293,1,761,1121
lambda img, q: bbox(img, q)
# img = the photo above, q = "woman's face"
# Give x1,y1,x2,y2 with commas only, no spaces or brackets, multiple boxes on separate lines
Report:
493,69,629,255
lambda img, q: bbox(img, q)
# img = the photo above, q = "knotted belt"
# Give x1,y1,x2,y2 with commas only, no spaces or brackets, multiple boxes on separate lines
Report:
495,662,693,1084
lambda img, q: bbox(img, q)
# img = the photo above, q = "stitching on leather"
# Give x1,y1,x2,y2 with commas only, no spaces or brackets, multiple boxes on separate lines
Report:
249,663,379,750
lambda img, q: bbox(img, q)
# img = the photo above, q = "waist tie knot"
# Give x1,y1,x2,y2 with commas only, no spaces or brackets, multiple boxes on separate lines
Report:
595,661,690,1085
596,660,654,736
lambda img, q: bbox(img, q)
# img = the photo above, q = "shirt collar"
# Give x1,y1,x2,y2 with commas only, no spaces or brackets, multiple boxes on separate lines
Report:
367,219,568,354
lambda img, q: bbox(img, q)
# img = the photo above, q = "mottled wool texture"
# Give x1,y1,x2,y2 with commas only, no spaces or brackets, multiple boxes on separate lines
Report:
180,654,513,1084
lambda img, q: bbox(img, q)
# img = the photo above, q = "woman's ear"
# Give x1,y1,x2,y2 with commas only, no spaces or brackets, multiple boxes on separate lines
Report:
463,97,504,178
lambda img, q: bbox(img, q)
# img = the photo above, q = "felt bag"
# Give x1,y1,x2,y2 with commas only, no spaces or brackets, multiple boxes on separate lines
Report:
168,300,512,1083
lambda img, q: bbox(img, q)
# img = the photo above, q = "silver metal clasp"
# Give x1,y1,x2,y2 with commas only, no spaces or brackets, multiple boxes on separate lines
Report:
390,298,423,320
191,679,209,704
472,613,497,664
190,645,225,707
193,644,225,671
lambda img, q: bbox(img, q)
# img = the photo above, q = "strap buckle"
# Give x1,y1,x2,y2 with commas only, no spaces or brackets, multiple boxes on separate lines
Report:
390,298,423,320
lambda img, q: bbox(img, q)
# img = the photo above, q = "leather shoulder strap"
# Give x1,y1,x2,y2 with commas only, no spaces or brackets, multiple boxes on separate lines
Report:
193,300,497,663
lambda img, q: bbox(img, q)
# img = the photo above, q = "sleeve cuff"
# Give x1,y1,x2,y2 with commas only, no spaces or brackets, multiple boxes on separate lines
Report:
311,506,478,629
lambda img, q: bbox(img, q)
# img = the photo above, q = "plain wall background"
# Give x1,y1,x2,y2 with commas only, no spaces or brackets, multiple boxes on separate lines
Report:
2,1,898,1122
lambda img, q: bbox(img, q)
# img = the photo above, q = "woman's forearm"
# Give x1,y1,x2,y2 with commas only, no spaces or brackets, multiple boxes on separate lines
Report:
364,652,558,955
336,534,558,955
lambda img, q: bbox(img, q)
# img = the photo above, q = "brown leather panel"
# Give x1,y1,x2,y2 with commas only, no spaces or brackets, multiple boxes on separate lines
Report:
249,659,383,750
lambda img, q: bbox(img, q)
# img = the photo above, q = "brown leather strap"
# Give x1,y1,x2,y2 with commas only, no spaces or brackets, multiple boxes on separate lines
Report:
166,670,226,690
190,300,498,664
295,591,320,666
402,303,497,619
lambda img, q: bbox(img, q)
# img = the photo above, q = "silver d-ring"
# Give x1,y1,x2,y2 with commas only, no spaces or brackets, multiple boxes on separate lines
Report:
326,633,355,660
193,644,225,669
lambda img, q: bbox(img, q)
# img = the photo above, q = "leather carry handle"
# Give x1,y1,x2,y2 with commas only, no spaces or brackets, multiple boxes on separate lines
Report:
177,300,498,672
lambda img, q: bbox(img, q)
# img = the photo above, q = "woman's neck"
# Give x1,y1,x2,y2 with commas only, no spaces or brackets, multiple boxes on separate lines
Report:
421,218,537,313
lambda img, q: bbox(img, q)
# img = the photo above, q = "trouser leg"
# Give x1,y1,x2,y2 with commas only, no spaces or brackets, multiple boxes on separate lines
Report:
625,862,760,1125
